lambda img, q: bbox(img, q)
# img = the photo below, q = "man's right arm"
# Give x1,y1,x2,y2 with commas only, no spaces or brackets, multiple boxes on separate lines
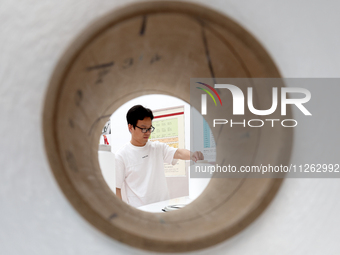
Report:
174,149,204,162
116,188,122,200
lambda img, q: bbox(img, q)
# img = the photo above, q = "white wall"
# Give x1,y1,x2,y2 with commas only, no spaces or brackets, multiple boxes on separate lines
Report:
1,1,340,254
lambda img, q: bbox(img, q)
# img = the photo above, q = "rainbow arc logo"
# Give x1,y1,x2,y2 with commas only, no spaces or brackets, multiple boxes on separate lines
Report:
196,82,222,106
196,82,222,115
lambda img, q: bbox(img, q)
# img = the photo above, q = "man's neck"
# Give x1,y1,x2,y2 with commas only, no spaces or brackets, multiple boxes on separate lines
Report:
130,138,147,147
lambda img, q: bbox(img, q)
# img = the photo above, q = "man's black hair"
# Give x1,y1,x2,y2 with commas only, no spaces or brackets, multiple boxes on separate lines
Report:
126,105,154,128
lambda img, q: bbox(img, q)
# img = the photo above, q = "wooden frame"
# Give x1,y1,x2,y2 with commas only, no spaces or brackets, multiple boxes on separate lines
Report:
43,1,292,252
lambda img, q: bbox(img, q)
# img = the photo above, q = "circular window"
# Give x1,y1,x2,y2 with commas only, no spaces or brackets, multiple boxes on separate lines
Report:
43,2,292,252
97,95,212,211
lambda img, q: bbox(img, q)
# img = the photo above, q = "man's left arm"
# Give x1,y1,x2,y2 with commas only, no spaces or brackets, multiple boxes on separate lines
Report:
174,149,204,162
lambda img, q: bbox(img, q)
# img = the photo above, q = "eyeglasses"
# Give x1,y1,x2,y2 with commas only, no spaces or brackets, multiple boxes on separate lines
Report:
135,125,155,133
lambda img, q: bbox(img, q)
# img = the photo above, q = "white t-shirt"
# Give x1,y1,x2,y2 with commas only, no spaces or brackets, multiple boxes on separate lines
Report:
115,141,178,207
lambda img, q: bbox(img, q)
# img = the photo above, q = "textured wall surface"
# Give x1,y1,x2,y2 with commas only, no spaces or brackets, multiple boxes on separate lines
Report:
1,0,340,254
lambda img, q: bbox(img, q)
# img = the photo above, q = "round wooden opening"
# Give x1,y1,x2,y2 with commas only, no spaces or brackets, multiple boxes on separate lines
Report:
43,2,292,252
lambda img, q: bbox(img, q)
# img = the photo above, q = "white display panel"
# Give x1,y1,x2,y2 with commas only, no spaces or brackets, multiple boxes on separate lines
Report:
150,106,186,177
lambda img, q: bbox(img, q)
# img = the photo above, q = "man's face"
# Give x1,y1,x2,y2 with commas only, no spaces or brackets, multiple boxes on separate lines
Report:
129,117,152,146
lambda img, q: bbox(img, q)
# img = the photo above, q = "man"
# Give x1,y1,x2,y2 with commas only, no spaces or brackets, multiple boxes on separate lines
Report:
115,105,204,207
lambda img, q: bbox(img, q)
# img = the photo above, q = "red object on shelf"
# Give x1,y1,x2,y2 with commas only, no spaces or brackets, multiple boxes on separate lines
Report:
103,135,109,145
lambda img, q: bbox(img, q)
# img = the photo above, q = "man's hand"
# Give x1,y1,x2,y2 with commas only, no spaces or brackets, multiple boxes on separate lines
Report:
191,151,204,162
174,149,204,162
